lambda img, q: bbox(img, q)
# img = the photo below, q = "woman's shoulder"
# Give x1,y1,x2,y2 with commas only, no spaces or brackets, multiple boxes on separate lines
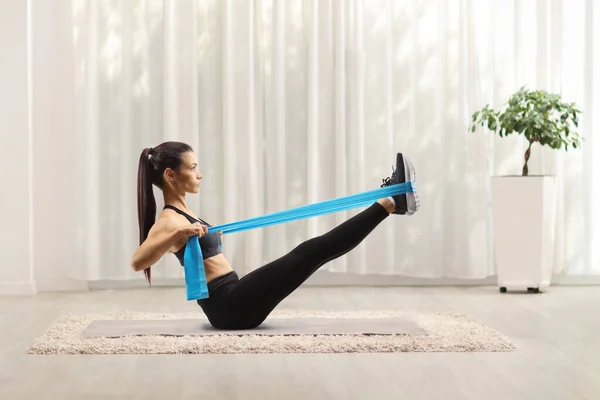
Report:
162,206,207,225
152,209,190,232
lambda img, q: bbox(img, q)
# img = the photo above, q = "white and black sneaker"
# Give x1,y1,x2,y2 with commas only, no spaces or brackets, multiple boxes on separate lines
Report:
380,153,420,215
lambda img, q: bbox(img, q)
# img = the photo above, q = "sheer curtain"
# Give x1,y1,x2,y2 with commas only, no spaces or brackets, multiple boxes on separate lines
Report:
40,0,598,286
472,0,600,276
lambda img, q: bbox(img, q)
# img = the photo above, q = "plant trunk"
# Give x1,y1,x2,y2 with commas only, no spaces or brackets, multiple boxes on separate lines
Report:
522,141,532,176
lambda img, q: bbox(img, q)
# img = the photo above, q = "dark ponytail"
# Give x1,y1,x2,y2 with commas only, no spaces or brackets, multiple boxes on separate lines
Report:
137,147,157,284
136,141,194,285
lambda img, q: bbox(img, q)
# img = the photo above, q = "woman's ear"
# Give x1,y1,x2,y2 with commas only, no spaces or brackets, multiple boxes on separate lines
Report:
163,168,175,183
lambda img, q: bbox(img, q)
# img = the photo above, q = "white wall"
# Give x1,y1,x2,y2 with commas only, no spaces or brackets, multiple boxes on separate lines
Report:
0,0,35,295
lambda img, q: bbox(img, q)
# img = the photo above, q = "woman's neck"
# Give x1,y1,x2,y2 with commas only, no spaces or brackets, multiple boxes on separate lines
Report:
163,190,188,210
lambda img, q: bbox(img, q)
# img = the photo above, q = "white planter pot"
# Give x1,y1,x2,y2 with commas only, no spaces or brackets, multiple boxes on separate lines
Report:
491,176,556,293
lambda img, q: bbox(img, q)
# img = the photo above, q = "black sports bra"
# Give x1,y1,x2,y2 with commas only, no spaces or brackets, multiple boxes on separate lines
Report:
164,205,222,264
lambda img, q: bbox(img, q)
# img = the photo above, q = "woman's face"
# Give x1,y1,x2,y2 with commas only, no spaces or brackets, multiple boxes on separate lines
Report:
165,151,203,194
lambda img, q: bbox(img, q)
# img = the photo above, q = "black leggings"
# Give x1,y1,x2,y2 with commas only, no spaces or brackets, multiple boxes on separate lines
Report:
197,202,390,329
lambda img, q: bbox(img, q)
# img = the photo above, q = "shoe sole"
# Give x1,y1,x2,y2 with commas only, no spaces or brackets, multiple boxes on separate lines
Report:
396,153,420,215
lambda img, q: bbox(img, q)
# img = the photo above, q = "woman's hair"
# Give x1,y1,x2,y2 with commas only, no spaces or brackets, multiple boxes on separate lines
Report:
137,141,193,283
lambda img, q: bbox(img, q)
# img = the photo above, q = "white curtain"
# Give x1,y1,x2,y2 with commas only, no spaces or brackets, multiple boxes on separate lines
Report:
472,0,600,276
39,0,598,285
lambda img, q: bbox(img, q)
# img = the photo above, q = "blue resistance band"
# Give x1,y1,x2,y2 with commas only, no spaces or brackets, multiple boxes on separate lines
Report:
183,182,414,301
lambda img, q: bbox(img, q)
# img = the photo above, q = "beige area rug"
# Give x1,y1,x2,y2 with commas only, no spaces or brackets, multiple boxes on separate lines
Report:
26,310,516,354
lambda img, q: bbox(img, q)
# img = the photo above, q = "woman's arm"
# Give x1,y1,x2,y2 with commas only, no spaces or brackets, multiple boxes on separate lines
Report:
130,218,181,272
130,217,206,272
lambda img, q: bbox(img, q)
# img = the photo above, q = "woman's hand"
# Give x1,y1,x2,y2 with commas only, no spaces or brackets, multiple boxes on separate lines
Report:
178,222,208,239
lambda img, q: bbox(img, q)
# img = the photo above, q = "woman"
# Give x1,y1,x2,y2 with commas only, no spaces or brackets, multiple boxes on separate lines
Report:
131,141,419,329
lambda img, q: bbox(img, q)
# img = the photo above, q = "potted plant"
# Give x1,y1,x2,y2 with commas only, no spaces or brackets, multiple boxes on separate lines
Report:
471,87,582,293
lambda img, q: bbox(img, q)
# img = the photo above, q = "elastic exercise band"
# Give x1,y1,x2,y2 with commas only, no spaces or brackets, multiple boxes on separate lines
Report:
184,182,414,301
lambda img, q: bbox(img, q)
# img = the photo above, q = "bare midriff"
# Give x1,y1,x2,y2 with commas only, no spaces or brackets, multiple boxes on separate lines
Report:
203,253,235,283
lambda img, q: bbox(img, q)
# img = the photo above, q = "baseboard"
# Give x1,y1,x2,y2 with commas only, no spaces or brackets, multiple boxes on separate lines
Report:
0,281,37,295
553,274,600,285
305,271,498,286
88,272,600,290
90,279,185,290
89,273,498,289
308,272,600,286
35,279,89,292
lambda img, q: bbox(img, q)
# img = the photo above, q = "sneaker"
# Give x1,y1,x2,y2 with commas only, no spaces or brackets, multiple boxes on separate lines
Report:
380,153,420,215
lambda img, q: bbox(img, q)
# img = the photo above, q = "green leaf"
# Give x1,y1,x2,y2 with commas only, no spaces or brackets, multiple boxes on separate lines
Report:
467,88,582,154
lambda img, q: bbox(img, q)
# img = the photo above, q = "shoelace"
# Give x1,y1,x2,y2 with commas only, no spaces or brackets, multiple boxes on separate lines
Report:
380,165,398,187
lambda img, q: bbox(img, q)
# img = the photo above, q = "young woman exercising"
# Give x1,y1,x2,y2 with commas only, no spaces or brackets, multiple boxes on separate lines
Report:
131,141,419,330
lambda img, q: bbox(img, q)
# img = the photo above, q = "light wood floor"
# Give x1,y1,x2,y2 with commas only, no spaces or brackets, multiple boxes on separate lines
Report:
1,285,600,399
